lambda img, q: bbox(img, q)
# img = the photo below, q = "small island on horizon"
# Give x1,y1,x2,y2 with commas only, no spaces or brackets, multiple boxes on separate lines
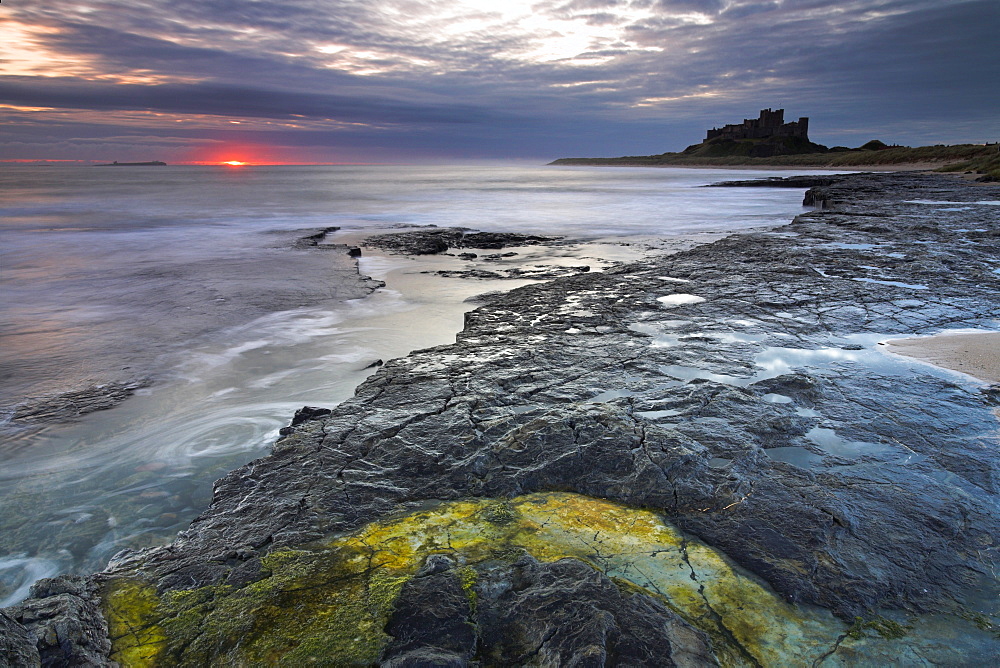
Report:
94,160,167,167
550,108,999,181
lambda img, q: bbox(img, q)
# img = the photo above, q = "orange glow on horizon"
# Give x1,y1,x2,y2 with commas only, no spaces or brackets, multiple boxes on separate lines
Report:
178,160,392,166
182,143,385,166
187,143,263,166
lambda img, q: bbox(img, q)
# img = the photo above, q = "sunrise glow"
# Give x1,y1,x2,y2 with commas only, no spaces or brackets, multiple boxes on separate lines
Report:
222,161,248,166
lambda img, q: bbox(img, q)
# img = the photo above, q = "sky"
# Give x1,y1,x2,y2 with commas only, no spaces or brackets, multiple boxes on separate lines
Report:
1,0,997,164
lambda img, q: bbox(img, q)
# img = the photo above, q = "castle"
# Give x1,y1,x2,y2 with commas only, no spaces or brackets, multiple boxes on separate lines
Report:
705,108,809,142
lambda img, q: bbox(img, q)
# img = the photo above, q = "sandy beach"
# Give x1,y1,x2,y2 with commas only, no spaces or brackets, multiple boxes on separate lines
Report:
888,331,1000,384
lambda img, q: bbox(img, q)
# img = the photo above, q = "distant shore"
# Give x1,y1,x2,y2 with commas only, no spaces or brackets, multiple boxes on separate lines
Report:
549,143,1000,181
94,160,167,167
553,161,950,172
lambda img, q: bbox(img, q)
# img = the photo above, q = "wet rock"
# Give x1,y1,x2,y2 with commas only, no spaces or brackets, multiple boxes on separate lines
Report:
0,609,39,668
459,232,555,249
474,555,716,666
379,550,716,667
380,555,476,666
463,290,507,305
707,175,845,189
278,405,333,437
429,269,506,280
289,405,333,425
365,228,466,255
120,177,997,620
7,576,110,667
430,264,593,281
365,228,559,255
223,556,267,588
293,226,341,248
12,379,152,423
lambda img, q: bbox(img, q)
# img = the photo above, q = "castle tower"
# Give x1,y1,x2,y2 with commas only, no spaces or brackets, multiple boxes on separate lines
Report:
759,108,784,128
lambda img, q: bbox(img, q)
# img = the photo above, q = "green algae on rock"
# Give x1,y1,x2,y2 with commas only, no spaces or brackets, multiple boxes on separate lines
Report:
100,491,1000,665
98,493,835,665
103,579,167,665
104,544,409,666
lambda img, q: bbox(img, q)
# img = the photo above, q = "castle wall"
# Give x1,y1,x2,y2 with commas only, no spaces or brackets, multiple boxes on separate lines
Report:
705,109,809,142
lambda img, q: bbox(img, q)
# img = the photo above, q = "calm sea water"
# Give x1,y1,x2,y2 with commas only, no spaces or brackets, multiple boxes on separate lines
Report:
0,163,820,605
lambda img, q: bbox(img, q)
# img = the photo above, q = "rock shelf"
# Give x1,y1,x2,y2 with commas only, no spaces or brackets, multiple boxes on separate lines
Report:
4,172,999,666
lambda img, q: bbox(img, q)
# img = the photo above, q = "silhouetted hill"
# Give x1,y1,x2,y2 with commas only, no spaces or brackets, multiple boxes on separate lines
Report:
550,142,999,180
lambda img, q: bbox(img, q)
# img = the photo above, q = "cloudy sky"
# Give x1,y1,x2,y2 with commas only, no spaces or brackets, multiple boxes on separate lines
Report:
1,0,997,163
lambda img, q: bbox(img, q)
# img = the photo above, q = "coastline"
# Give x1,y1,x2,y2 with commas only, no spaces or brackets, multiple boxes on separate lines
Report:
5,172,1000,665
548,143,999,180
553,161,949,172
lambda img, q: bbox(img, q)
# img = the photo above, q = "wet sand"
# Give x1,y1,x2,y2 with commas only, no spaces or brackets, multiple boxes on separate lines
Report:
887,332,1000,383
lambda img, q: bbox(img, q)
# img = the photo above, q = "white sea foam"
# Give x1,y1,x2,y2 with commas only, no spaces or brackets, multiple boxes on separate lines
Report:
657,294,705,307
0,556,62,608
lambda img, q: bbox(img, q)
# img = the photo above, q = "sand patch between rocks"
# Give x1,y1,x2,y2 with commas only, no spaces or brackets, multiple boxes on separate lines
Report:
888,332,1000,384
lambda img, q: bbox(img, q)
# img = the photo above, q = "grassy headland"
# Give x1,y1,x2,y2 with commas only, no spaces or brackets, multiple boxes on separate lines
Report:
550,139,1000,181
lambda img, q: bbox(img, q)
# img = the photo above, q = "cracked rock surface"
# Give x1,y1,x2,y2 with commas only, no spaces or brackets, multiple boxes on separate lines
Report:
5,577,110,667
381,552,715,667
5,172,1000,665
0,608,39,668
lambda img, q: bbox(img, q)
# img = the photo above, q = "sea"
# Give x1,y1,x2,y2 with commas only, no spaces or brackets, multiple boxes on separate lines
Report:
0,163,824,606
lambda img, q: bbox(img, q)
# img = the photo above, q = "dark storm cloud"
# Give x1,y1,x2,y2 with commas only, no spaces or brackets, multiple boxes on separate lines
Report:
1,0,997,161
711,0,998,115
0,78,499,126
654,0,728,12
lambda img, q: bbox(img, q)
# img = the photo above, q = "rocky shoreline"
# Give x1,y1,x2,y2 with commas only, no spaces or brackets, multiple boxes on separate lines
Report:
3,172,999,666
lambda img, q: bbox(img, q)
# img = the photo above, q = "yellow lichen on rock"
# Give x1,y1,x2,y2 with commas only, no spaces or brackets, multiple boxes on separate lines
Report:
101,492,854,666
505,494,845,665
102,578,168,666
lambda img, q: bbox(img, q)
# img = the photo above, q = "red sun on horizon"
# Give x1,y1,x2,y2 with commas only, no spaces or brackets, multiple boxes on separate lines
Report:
187,145,263,165
187,143,312,166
